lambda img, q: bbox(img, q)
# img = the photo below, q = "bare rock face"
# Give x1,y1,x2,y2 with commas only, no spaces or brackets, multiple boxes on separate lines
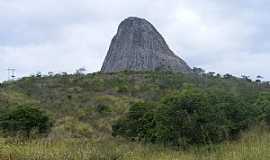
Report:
101,17,191,73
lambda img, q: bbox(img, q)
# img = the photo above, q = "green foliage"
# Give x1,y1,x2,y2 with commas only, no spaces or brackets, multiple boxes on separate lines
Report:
1,71,269,144
112,102,157,141
113,85,263,146
116,85,129,93
207,89,260,137
0,105,52,138
255,92,270,124
159,87,230,145
95,104,111,113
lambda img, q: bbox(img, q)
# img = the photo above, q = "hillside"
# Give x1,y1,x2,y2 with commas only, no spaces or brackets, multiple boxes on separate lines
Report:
1,71,270,159
0,71,269,138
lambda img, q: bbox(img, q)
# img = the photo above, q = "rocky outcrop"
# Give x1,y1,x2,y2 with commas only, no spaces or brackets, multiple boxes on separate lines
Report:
101,17,191,73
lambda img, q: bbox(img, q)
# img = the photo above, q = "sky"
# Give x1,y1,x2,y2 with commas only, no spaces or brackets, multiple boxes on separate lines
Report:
0,0,270,82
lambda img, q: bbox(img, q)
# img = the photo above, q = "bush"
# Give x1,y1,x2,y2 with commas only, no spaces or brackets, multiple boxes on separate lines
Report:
207,89,260,138
96,104,111,114
116,85,129,93
159,87,229,145
112,102,156,141
112,86,260,146
255,92,270,124
0,105,52,138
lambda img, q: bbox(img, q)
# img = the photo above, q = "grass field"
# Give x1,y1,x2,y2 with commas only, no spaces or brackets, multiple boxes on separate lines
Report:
0,126,269,160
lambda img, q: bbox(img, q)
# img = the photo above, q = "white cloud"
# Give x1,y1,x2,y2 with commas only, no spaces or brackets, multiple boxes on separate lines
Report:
0,0,269,81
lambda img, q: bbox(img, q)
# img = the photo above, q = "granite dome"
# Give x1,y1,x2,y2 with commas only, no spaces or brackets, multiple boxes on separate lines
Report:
101,17,191,73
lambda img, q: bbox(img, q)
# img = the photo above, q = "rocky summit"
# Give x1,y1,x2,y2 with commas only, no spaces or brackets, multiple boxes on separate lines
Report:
101,17,191,73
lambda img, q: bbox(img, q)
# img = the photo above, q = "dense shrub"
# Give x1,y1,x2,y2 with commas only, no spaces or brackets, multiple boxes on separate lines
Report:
96,104,111,113
159,87,231,145
112,86,261,146
207,89,260,135
255,92,270,124
0,105,52,138
112,102,156,141
116,85,129,93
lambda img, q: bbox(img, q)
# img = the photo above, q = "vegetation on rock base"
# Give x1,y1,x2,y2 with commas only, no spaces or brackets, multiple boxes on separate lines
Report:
0,71,269,159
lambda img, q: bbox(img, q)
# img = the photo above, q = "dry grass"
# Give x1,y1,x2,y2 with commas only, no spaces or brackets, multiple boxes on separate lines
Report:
1,126,270,160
